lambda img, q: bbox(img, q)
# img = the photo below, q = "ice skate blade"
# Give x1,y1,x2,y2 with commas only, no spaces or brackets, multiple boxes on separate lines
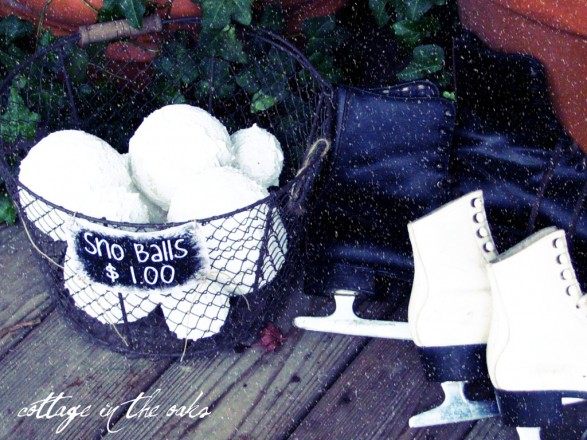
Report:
293,292,412,340
409,381,500,428
516,427,541,440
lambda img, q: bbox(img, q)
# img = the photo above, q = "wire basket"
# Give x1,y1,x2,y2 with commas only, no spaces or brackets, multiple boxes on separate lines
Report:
0,17,333,358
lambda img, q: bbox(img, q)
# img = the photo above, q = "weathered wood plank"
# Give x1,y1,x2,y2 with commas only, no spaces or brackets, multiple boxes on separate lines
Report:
464,418,519,440
0,224,54,358
0,312,172,439
289,334,475,440
465,402,587,440
106,312,373,439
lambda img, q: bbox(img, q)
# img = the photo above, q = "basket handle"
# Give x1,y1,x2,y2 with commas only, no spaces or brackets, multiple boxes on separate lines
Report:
79,15,163,47
287,138,331,216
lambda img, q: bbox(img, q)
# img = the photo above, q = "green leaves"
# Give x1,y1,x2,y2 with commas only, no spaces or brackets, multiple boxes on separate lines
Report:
397,44,444,80
302,16,347,83
99,0,146,28
154,33,200,85
396,0,445,22
0,85,41,143
0,192,16,225
393,15,439,48
368,0,448,82
250,91,279,113
201,0,254,29
0,16,34,77
120,0,146,28
236,48,293,113
198,25,247,64
0,16,33,45
368,0,396,27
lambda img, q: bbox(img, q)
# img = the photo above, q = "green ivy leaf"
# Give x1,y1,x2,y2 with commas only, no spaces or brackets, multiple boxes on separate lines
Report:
0,193,16,225
0,16,33,45
155,35,199,84
442,90,456,101
303,16,349,58
196,58,236,100
308,52,342,83
0,46,28,73
393,15,439,48
393,20,422,47
198,26,247,63
201,0,254,29
99,0,146,28
0,86,41,143
65,49,90,83
250,91,279,113
368,0,397,27
258,5,286,33
235,68,260,94
397,44,444,80
396,0,445,22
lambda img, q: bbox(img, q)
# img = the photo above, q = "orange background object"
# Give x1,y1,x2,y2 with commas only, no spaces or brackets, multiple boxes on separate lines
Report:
458,0,587,153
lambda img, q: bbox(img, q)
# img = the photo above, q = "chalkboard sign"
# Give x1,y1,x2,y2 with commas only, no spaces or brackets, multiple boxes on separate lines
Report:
64,219,210,291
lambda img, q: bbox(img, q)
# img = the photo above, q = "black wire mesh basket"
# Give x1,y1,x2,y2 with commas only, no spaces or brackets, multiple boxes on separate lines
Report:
0,16,333,358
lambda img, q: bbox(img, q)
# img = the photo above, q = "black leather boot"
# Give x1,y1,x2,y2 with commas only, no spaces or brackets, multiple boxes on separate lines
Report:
303,81,456,299
453,31,587,288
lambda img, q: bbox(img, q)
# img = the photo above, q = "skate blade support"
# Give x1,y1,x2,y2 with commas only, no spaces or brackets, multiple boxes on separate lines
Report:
409,387,586,434
409,381,500,428
293,289,412,340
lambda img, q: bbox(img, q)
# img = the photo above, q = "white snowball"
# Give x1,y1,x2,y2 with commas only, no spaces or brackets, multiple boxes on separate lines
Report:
167,167,289,296
129,104,233,210
167,166,268,222
261,211,288,284
18,130,152,240
18,187,153,241
159,279,230,341
63,251,158,325
19,130,133,196
231,124,284,188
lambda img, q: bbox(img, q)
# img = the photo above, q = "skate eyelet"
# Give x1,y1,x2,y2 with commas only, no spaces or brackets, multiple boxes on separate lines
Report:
483,242,495,253
561,269,573,281
557,254,570,265
473,212,485,223
567,285,580,297
471,198,482,208
477,227,489,238
553,238,564,249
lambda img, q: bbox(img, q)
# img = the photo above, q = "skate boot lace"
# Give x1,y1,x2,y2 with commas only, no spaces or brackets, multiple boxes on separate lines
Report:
553,235,586,312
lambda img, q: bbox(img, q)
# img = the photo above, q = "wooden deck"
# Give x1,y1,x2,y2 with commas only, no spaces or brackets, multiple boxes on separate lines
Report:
1,222,586,440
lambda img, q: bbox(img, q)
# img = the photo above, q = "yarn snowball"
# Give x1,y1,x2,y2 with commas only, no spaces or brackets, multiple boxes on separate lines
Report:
167,166,269,222
230,124,284,188
159,279,231,341
18,130,151,240
129,104,233,210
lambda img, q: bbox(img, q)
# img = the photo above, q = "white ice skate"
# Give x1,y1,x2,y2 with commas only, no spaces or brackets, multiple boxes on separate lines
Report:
407,190,500,427
487,227,587,438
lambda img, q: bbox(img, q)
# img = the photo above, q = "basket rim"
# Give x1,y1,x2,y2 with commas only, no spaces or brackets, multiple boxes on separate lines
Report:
12,156,323,228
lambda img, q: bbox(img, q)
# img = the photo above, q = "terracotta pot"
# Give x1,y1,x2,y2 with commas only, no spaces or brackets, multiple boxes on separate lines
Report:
100,35,159,91
0,0,102,35
458,0,587,153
